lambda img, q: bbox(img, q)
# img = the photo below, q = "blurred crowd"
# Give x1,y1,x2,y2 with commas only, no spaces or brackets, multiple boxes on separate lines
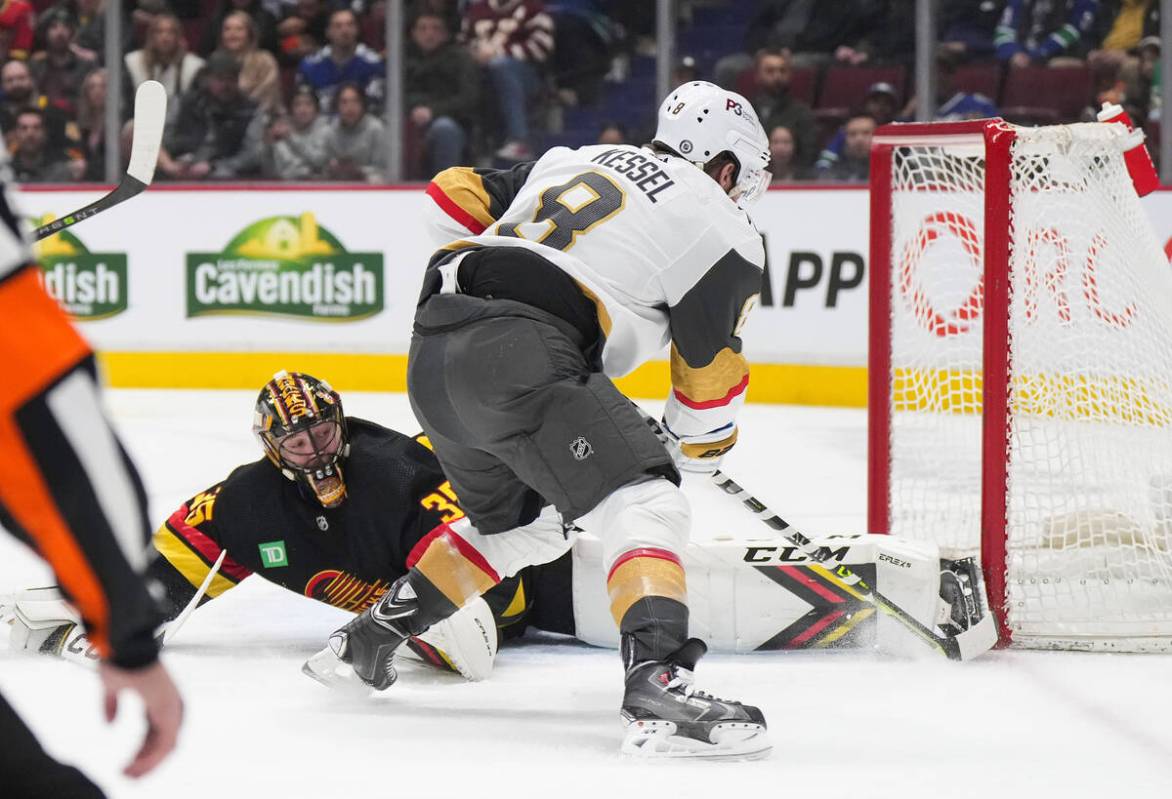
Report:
0,0,1161,184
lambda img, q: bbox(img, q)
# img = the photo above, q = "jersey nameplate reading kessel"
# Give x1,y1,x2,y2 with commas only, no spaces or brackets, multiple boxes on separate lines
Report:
589,147,676,203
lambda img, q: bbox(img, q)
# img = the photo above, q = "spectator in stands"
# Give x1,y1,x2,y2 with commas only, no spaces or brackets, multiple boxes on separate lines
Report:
75,67,114,181
597,121,627,145
995,0,1102,68
1126,34,1161,124
73,0,115,56
0,0,35,62
264,85,329,179
217,11,282,114
816,112,875,183
0,59,77,155
935,58,1000,120
405,9,478,176
768,123,803,183
548,0,617,106
895,55,1001,123
202,0,280,57
30,8,97,118
277,0,331,65
1088,1,1159,110
852,0,916,66
715,0,884,87
124,12,205,104
10,108,77,181
939,0,1004,64
815,82,898,173
298,8,383,114
415,0,461,36
463,0,555,162
749,48,816,169
158,51,264,180
323,81,386,182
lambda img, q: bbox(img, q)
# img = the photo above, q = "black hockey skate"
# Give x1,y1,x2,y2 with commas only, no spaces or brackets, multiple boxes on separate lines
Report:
938,557,984,636
620,638,771,760
303,576,422,691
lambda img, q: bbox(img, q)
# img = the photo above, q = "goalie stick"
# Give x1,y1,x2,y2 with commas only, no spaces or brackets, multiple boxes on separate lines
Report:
32,79,166,242
710,470,999,661
162,548,226,645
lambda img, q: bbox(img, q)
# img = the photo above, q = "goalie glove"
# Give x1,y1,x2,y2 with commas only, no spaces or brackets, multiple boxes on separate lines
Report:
1,587,99,663
407,597,498,681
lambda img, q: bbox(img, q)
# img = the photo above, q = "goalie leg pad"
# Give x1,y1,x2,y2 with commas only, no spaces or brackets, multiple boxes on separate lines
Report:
572,533,963,653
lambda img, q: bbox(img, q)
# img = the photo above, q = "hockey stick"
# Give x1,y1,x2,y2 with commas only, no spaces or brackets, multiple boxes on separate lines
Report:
33,80,167,241
710,470,1000,661
162,549,226,645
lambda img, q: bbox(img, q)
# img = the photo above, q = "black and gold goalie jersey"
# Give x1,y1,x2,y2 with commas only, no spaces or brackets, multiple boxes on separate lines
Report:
148,418,543,636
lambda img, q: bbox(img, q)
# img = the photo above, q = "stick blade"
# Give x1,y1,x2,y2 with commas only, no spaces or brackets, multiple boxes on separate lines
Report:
127,80,167,185
953,614,1000,660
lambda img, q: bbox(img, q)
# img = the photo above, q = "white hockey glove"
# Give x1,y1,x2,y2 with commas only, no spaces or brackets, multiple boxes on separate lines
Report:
662,424,738,475
631,403,737,475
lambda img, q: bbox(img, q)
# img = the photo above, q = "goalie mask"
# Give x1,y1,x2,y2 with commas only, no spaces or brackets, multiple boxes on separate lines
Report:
253,371,350,508
653,81,771,209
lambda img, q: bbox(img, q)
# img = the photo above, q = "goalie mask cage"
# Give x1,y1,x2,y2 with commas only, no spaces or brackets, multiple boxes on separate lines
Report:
868,118,1172,652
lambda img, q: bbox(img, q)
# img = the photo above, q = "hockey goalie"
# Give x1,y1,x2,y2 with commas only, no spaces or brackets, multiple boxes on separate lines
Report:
2,372,991,681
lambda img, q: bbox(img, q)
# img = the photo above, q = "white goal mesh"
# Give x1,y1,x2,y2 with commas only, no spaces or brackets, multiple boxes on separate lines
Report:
871,120,1172,651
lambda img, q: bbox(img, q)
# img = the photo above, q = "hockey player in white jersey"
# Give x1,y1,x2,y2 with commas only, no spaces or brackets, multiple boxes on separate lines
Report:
323,82,773,758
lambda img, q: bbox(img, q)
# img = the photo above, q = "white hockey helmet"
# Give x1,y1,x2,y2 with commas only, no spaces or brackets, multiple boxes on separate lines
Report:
653,81,771,209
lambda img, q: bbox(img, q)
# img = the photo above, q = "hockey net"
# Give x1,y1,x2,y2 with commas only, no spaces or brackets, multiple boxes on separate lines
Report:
868,118,1172,652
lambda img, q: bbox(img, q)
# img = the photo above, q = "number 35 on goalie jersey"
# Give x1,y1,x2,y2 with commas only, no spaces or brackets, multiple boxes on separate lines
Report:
424,143,765,446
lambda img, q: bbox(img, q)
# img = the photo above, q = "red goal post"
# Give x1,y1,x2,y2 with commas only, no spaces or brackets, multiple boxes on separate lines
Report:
867,118,1172,652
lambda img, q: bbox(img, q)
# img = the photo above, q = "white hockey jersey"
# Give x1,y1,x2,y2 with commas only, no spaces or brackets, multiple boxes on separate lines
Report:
424,144,765,444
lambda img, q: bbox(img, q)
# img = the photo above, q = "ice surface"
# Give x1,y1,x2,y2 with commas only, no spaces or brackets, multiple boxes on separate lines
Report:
1,391,1168,798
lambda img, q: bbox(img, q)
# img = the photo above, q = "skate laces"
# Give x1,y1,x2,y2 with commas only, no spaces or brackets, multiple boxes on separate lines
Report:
665,666,727,703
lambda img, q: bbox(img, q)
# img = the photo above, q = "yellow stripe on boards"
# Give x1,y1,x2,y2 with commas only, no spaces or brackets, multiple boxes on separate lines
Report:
95,351,871,406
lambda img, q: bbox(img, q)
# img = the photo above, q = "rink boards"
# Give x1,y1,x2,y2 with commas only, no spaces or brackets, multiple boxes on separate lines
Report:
16,183,1172,405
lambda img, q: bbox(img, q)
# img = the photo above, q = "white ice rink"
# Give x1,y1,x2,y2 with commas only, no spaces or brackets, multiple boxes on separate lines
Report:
1,390,1169,798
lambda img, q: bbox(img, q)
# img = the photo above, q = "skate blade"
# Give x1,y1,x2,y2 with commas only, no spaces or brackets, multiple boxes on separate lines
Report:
621,719,772,761
301,646,371,697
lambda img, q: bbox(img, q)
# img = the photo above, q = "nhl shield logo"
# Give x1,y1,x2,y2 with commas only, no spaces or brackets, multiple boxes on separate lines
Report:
570,436,593,461
316,515,329,531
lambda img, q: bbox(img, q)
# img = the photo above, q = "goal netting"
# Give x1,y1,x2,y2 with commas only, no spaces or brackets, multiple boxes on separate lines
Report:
868,118,1172,652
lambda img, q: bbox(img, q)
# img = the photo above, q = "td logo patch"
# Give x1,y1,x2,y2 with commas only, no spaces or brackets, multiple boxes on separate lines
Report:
570,436,593,461
258,540,288,567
